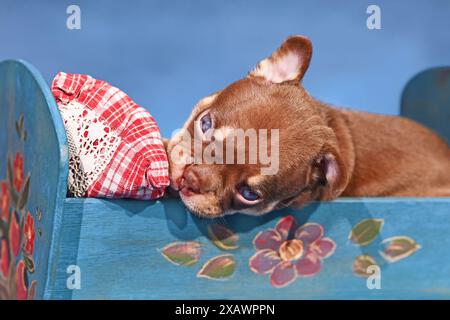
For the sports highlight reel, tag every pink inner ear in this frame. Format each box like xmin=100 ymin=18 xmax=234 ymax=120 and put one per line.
xmin=270 ymin=53 xmax=301 ymax=82
xmin=253 ymin=52 xmax=302 ymax=83
xmin=324 ymin=154 xmax=339 ymax=185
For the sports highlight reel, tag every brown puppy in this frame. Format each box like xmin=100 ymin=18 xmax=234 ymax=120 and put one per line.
xmin=166 ymin=35 xmax=450 ymax=218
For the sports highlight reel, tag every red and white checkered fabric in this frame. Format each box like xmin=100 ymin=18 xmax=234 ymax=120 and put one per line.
xmin=51 ymin=72 xmax=169 ymax=199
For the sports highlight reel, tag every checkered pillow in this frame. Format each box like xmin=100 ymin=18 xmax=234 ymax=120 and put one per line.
xmin=51 ymin=72 xmax=169 ymax=200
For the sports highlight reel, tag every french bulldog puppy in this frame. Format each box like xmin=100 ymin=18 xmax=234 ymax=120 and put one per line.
xmin=166 ymin=35 xmax=450 ymax=218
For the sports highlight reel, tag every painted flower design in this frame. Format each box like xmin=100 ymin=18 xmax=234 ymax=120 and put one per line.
xmin=9 ymin=211 xmax=21 ymax=257
xmin=0 ymin=239 xmax=9 ymax=279
xmin=1 ymin=181 xmax=9 ymax=221
xmin=23 ymin=212 xmax=35 ymax=255
xmin=13 ymin=152 xmax=24 ymax=192
xmin=0 ymin=116 xmax=39 ymax=300
xmin=249 ymin=216 xmax=336 ymax=288
xmin=15 ymin=260 xmax=27 ymax=300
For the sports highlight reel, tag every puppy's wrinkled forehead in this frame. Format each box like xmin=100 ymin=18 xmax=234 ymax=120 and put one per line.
xmin=206 ymin=78 xmax=316 ymax=132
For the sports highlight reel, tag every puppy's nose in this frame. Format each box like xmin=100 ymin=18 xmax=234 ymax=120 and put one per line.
xmin=183 ymin=166 xmax=218 ymax=194
xmin=183 ymin=168 xmax=201 ymax=193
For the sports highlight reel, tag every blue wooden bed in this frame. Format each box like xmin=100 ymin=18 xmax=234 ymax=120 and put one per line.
xmin=0 ymin=60 xmax=449 ymax=300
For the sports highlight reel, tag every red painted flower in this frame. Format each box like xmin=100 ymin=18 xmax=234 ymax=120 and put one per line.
xmin=13 ymin=152 xmax=24 ymax=192
xmin=1 ymin=181 xmax=9 ymax=222
xmin=0 ymin=239 xmax=10 ymax=278
xmin=249 ymin=216 xmax=336 ymax=288
xmin=23 ymin=212 xmax=35 ymax=255
xmin=9 ymin=211 xmax=21 ymax=257
xmin=15 ymin=260 xmax=28 ymax=300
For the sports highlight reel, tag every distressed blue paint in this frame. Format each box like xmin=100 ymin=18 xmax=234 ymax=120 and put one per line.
xmin=48 ymin=197 xmax=449 ymax=300
xmin=0 ymin=60 xmax=68 ymax=299
xmin=401 ymin=67 xmax=450 ymax=143
xmin=1 ymin=60 xmax=450 ymax=300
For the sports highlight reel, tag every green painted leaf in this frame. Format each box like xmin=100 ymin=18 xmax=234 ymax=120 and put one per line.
xmin=207 ymin=224 xmax=239 ymax=250
xmin=37 ymin=208 xmax=42 ymax=221
xmin=15 ymin=121 xmax=21 ymax=138
xmin=17 ymin=174 xmax=30 ymax=210
xmin=0 ymin=220 xmax=5 ymax=237
xmin=352 ymin=254 xmax=378 ymax=277
xmin=6 ymin=157 xmax=18 ymax=206
xmin=14 ymin=114 xmax=25 ymax=140
xmin=349 ymin=218 xmax=383 ymax=246
xmin=379 ymin=236 xmax=421 ymax=263
xmin=28 ymin=280 xmax=37 ymax=300
xmin=7 ymin=156 xmax=14 ymax=185
xmin=18 ymin=113 xmax=24 ymax=132
xmin=24 ymin=254 xmax=35 ymax=273
xmin=197 ymin=254 xmax=236 ymax=280
xmin=160 ymin=241 xmax=201 ymax=266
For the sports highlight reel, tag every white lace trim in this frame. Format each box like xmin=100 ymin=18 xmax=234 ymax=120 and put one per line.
xmin=59 ymin=100 xmax=121 ymax=197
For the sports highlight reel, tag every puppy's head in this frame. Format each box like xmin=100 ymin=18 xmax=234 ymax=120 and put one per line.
xmin=167 ymin=35 xmax=348 ymax=218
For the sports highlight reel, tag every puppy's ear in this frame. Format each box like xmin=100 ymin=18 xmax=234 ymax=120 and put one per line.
xmin=287 ymin=144 xmax=348 ymax=208
xmin=249 ymin=35 xmax=312 ymax=84
xmin=312 ymin=149 xmax=347 ymax=200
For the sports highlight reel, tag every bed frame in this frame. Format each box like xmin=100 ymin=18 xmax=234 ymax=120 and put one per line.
xmin=0 ymin=60 xmax=449 ymax=300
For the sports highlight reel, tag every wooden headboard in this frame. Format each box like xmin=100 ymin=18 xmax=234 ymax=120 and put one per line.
xmin=1 ymin=60 xmax=449 ymax=300
xmin=401 ymin=67 xmax=450 ymax=143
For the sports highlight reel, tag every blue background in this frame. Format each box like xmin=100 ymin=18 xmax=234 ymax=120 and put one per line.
xmin=1 ymin=0 xmax=450 ymax=137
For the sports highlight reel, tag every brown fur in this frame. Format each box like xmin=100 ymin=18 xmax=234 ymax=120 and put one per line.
xmin=166 ymin=35 xmax=450 ymax=218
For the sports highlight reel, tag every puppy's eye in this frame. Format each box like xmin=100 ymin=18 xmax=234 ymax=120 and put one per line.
xmin=200 ymin=113 xmax=213 ymax=133
xmin=195 ymin=110 xmax=214 ymax=141
xmin=237 ymin=185 xmax=261 ymax=205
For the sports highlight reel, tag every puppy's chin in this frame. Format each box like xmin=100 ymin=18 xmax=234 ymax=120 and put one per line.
xmin=180 ymin=192 xmax=280 ymax=218
xmin=179 ymin=190 xmax=224 ymax=219
xmin=238 ymin=202 xmax=279 ymax=217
